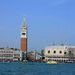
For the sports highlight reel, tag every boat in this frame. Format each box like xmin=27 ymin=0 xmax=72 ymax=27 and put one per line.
xmin=46 ymin=61 xmax=58 ymax=64
xmin=20 ymin=60 xmax=28 ymax=64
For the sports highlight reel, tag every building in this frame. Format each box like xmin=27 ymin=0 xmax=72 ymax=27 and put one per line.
xmin=20 ymin=18 xmax=28 ymax=53
xmin=27 ymin=51 xmax=42 ymax=62
xmin=20 ymin=18 xmax=28 ymax=61
xmin=0 ymin=48 xmax=22 ymax=62
xmin=43 ymin=45 xmax=75 ymax=62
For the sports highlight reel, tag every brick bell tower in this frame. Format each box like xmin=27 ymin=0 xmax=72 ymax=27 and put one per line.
xmin=21 ymin=18 xmax=28 ymax=53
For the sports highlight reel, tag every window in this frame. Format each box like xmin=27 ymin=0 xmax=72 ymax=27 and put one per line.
xmin=59 ymin=51 xmax=62 ymax=54
xmin=22 ymin=33 xmax=25 ymax=35
xmin=64 ymin=52 xmax=67 ymax=54
xmin=53 ymin=51 xmax=56 ymax=54
xmin=48 ymin=50 xmax=50 ymax=54
xmin=69 ymin=51 xmax=71 ymax=54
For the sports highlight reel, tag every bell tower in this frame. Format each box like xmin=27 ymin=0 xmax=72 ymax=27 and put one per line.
xmin=21 ymin=18 xmax=28 ymax=52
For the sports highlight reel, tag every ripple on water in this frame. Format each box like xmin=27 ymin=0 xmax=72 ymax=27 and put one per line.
xmin=0 ymin=62 xmax=75 ymax=75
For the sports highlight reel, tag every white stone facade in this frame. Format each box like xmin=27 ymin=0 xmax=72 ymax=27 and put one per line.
xmin=44 ymin=46 xmax=75 ymax=61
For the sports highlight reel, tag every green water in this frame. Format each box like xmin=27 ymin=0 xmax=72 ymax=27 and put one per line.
xmin=0 ymin=62 xmax=75 ymax=75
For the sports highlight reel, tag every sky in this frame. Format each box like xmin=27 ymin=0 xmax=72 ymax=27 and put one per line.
xmin=0 ymin=0 xmax=75 ymax=50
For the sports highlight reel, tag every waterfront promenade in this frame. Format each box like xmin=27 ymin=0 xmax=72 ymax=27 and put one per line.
xmin=0 ymin=62 xmax=75 ymax=75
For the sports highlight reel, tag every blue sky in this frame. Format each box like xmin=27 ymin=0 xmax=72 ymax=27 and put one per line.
xmin=0 ymin=0 xmax=75 ymax=50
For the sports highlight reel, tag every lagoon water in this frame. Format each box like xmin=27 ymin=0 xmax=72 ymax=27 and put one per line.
xmin=0 ymin=62 xmax=75 ymax=75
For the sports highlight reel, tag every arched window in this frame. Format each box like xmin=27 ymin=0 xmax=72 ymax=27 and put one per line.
xmin=48 ymin=50 xmax=50 ymax=54
xmin=59 ymin=51 xmax=62 ymax=54
xmin=64 ymin=52 xmax=67 ymax=54
xmin=53 ymin=51 xmax=56 ymax=54
xmin=22 ymin=33 xmax=25 ymax=35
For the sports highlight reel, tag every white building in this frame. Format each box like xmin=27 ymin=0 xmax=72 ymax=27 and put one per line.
xmin=44 ymin=45 xmax=75 ymax=62
xmin=0 ymin=48 xmax=22 ymax=62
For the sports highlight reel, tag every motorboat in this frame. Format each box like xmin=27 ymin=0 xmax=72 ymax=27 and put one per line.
xmin=46 ymin=61 xmax=58 ymax=64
